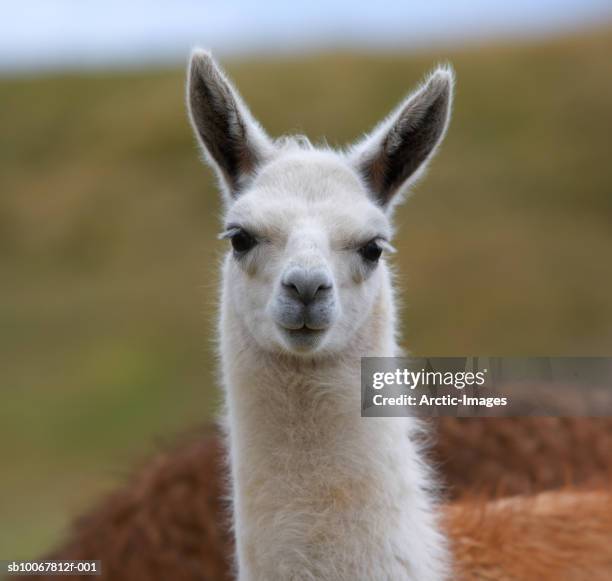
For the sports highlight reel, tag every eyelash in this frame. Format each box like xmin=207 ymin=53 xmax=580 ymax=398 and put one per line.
xmin=220 ymin=227 xmax=258 ymax=255
xmin=359 ymin=239 xmax=384 ymax=262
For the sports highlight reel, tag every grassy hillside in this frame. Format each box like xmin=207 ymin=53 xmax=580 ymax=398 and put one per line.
xmin=1 ymin=27 xmax=612 ymax=558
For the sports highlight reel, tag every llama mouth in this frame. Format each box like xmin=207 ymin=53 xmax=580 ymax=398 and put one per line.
xmin=281 ymin=325 xmax=326 ymax=351
xmin=290 ymin=325 xmax=323 ymax=334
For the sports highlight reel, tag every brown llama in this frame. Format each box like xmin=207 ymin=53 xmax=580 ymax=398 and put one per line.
xmin=22 ymin=417 xmax=612 ymax=580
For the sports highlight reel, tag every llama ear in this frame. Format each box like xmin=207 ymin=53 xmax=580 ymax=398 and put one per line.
xmin=349 ymin=66 xmax=454 ymax=210
xmin=187 ymin=50 xmax=273 ymax=201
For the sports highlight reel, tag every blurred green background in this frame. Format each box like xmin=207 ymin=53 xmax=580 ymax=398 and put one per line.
xmin=2 ymin=26 xmax=612 ymax=558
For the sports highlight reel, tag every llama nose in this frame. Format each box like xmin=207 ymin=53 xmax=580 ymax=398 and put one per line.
xmin=282 ymin=267 xmax=332 ymax=306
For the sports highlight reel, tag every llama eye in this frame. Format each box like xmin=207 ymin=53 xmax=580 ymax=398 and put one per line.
xmin=359 ymin=239 xmax=383 ymax=263
xmin=230 ymin=229 xmax=257 ymax=254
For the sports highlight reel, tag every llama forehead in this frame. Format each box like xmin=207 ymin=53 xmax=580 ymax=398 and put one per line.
xmin=253 ymin=149 xmax=365 ymax=196
xmin=225 ymin=152 xmax=390 ymax=246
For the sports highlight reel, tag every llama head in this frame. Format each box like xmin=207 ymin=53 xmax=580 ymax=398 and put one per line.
xmin=187 ymin=51 xmax=453 ymax=355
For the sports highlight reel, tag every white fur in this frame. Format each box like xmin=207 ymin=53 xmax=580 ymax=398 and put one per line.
xmin=187 ymin=53 xmax=454 ymax=580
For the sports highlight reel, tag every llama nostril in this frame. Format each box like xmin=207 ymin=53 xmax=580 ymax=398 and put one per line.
xmin=282 ymin=268 xmax=333 ymax=306
xmin=282 ymin=280 xmax=300 ymax=298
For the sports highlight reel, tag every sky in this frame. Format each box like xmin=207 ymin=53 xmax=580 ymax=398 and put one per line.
xmin=1 ymin=0 xmax=611 ymax=73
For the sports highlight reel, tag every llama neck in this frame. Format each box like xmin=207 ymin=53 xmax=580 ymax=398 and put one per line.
xmin=220 ymin=266 xmax=449 ymax=581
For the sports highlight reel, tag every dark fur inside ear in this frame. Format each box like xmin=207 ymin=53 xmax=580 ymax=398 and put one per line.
xmin=187 ymin=52 xmax=270 ymax=198
xmin=353 ymin=67 xmax=454 ymax=208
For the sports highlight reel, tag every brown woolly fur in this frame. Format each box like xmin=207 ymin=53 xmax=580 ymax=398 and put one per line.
xmin=432 ymin=417 xmax=612 ymax=499
xmin=31 ymin=429 xmax=234 ymax=581
xmin=445 ymin=490 xmax=612 ymax=580
xmin=23 ymin=418 xmax=612 ymax=580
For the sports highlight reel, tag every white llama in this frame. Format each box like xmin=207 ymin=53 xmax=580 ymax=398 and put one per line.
xmin=187 ymin=51 xmax=454 ymax=581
